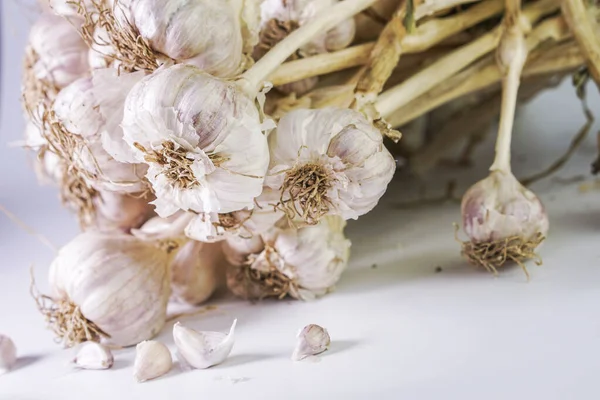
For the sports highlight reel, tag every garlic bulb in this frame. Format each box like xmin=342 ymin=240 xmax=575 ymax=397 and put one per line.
xmin=266 ymin=107 xmax=395 ymax=224
xmin=73 ymin=342 xmax=114 ymax=370
xmin=37 ymin=232 xmax=171 ymax=347
xmin=110 ymin=0 xmax=251 ymax=77
xmin=134 ymin=341 xmax=172 ymax=382
xmin=0 ymin=334 xmax=17 ymax=374
xmin=460 ymin=171 xmax=549 ymax=274
xmin=94 ymin=191 xmax=155 ymax=233
xmin=225 ymin=216 xmax=351 ymax=300
xmin=116 ymin=64 xmax=269 ymax=218
xmin=170 ymin=240 xmax=224 ymax=305
xmin=173 ymin=320 xmax=237 ymax=369
xmin=256 ymin=0 xmax=355 ymax=94
xmin=292 ymin=324 xmax=330 ymax=361
xmin=23 ymin=13 xmax=89 ymax=113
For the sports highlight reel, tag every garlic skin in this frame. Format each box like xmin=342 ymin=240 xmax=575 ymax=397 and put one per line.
xmin=118 ymin=64 xmax=269 ymax=218
xmin=73 ymin=342 xmax=114 ymax=370
xmin=27 ymin=13 xmax=89 ymax=90
xmin=0 ymin=335 xmax=17 ymax=374
xmin=173 ymin=320 xmax=237 ymax=369
xmin=49 ymin=0 xmax=94 ymax=17
xmin=170 ymin=240 xmax=224 ymax=305
xmin=225 ymin=216 xmax=351 ymax=300
xmin=47 ymin=232 xmax=171 ymax=347
xmin=116 ymin=0 xmax=247 ymax=77
xmin=134 ymin=341 xmax=172 ymax=382
xmin=461 ymin=171 xmax=549 ymax=243
xmin=292 ymin=324 xmax=330 ymax=361
xmin=266 ymin=108 xmax=395 ymax=224
xmin=94 ymin=191 xmax=155 ymax=233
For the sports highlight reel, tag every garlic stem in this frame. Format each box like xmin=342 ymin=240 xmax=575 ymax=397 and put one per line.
xmin=415 ymin=0 xmax=481 ymax=19
xmin=269 ymin=0 xmax=504 ymax=87
xmin=489 ymin=0 xmax=528 ymax=173
xmin=375 ymin=0 xmax=560 ymax=118
xmin=561 ymin=0 xmax=600 ymax=85
xmin=238 ymin=0 xmax=378 ymax=95
xmin=386 ymin=16 xmax=571 ymax=127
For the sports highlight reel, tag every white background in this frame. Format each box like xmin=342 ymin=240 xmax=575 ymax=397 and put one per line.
xmin=2 ymin=1 xmax=600 ymax=399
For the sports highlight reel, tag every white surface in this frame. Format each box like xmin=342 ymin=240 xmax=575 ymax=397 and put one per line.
xmin=2 ymin=2 xmax=600 ymax=400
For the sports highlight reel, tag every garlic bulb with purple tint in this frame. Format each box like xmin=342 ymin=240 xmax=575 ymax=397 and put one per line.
xmin=266 ymin=107 xmax=395 ymax=225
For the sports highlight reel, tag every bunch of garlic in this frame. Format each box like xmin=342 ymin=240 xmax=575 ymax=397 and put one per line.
xmin=22 ymin=13 xmax=89 ymax=113
xmin=225 ymin=216 xmax=351 ymax=300
xmin=113 ymin=64 xmax=269 ymax=225
xmin=255 ymin=0 xmax=355 ymax=94
xmin=39 ymin=232 xmax=171 ymax=347
xmin=266 ymin=107 xmax=395 ymax=225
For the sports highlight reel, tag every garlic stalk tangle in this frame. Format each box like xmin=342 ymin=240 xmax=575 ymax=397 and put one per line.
xmin=0 ymin=335 xmax=17 ymax=374
xmin=266 ymin=107 xmax=395 ymax=224
xmin=170 ymin=240 xmax=224 ymax=305
xmin=73 ymin=342 xmax=114 ymax=370
xmin=22 ymin=13 xmax=89 ymax=115
xmin=459 ymin=0 xmax=549 ymax=278
xmin=255 ymin=0 xmax=356 ymax=94
xmin=134 ymin=341 xmax=172 ymax=382
xmin=117 ymin=64 xmax=270 ymax=218
xmin=34 ymin=232 xmax=171 ymax=347
xmin=225 ymin=216 xmax=351 ymax=301
xmin=292 ymin=324 xmax=330 ymax=361
xmin=173 ymin=320 xmax=237 ymax=369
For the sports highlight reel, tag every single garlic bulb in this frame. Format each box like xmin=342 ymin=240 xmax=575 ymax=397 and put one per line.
xmin=256 ymin=0 xmax=355 ymax=94
xmin=116 ymin=64 xmax=269 ymax=218
xmin=266 ymin=107 xmax=395 ymax=225
xmin=37 ymin=232 xmax=171 ymax=347
xmin=170 ymin=240 xmax=224 ymax=305
xmin=113 ymin=0 xmax=251 ymax=77
xmin=292 ymin=324 xmax=330 ymax=361
xmin=460 ymin=171 xmax=549 ymax=274
xmin=93 ymin=191 xmax=155 ymax=233
xmin=225 ymin=216 xmax=351 ymax=300
xmin=23 ymin=13 xmax=89 ymax=111
xmin=134 ymin=341 xmax=172 ymax=382
xmin=173 ymin=320 xmax=237 ymax=369
xmin=0 ymin=334 xmax=17 ymax=374
xmin=73 ymin=342 xmax=114 ymax=370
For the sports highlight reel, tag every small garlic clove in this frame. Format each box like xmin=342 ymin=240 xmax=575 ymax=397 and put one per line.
xmin=292 ymin=324 xmax=330 ymax=361
xmin=0 ymin=334 xmax=17 ymax=374
xmin=133 ymin=341 xmax=173 ymax=383
xmin=173 ymin=320 xmax=237 ymax=369
xmin=73 ymin=342 xmax=114 ymax=370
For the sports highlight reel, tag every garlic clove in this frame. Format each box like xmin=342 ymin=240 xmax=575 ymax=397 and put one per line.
xmin=173 ymin=320 xmax=237 ymax=369
xmin=0 ymin=334 xmax=17 ymax=374
xmin=73 ymin=342 xmax=114 ymax=370
xmin=133 ymin=341 xmax=173 ymax=383
xmin=292 ymin=324 xmax=330 ymax=361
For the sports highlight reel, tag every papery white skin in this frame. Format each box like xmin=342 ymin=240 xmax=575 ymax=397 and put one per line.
xmin=88 ymin=26 xmax=120 ymax=70
xmin=0 ymin=335 xmax=17 ymax=374
xmin=170 ymin=240 xmax=224 ymax=305
xmin=49 ymin=0 xmax=93 ymax=17
xmin=225 ymin=216 xmax=351 ymax=300
xmin=73 ymin=342 xmax=114 ymax=370
xmin=28 ymin=14 xmax=89 ymax=89
xmin=94 ymin=191 xmax=155 ymax=233
xmin=266 ymin=107 xmax=395 ymax=222
xmin=292 ymin=324 xmax=330 ymax=361
xmin=116 ymin=0 xmax=246 ymax=77
xmin=461 ymin=171 xmax=549 ymax=243
xmin=49 ymin=232 xmax=171 ymax=347
xmin=173 ymin=320 xmax=237 ymax=369
xmin=54 ymin=77 xmax=104 ymax=138
xmin=119 ymin=64 xmax=269 ymax=217
xmin=24 ymin=120 xmax=47 ymax=150
xmin=134 ymin=340 xmax=172 ymax=382
xmin=131 ymin=213 xmax=192 ymax=242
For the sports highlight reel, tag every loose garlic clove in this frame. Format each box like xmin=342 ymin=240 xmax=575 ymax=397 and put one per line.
xmin=292 ymin=324 xmax=330 ymax=361
xmin=173 ymin=320 xmax=237 ymax=369
xmin=73 ymin=342 xmax=114 ymax=370
xmin=0 ymin=334 xmax=17 ymax=374
xmin=133 ymin=341 xmax=172 ymax=383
